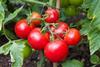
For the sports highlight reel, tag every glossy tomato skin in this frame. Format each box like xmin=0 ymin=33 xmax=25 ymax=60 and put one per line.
xmin=28 ymin=28 xmax=49 ymax=50
xmin=44 ymin=40 xmax=69 ymax=62
xmin=45 ymin=8 xmax=59 ymax=23
xmin=54 ymin=22 xmax=69 ymax=39
xmin=30 ymin=12 xmax=41 ymax=26
xmin=15 ymin=19 xmax=31 ymax=39
xmin=64 ymin=28 xmax=81 ymax=46
xmin=23 ymin=43 xmax=32 ymax=59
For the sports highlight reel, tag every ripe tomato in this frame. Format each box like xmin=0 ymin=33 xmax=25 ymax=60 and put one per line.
xmin=54 ymin=22 xmax=69 ymax=39
xmin=23 ymin=43 xmax=32 ymax=59
xmin=44 ymin=32 xmax=50 ymax=41
xmin=64 ymin=28 xmax=81 ymax=46
xmin=28 ymin=28 xmax=49 ymax=50
xmin=45 ymin=8 xmax=59 ymax=23
xmin=64 ymin=6 xmax=78 ymax=16
xmin=69 ymin=0 xmax=83 ymax=6
xmin=15 ymin=19 xmax=31 ymax=39
xmin=61 ymin=0 xmax=69 ymax=8
xmin=44 ymin=40 xmax=69 ymax=62
xmin=30 ymin=12 xmax=41 ymax=26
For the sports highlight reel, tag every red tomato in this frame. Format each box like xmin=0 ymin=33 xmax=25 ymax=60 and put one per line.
xmin=54 ymin=22 xmax=69 ymax=39
xmin=44 ymin=40 xmax=69 ymax=62
xmin=15 ymin=19 xmax=31 ymax=39
xmin=45 ymin=8 xmax=59 ymax=23
xmin=64 ymin=28 xmax=81 ymax=46
xmin=30 ymin=12 xmax=41 ymax=26
xmin=28 ymin=28 xmax=49 ymax=50
xmin=44 ymin=32 xmax=50 ymax=41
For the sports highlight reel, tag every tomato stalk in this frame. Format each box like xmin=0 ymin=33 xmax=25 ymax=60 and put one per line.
xmin=49 ymin=0 xmax=53 ymax=6
xmin=2 ymin=24 xmax=11 ymax=41
xmin=53 ymin=63 xmax=58 ymax=67
xmin=56 ymin=0 xmax=61 ymax=9
xmin=37 ymin=51 xmax=45 ymax=67
xmin=47 ymin=25 xmax=55 ymax=41
xmin=24 ymin=0 xmax=47 ymax=6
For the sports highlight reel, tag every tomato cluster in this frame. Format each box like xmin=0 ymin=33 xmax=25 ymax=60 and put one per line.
xmin=14 ymin=8 xmax=81 ymax=62
xmin=61 ymin=0 xmax=83 ymax=16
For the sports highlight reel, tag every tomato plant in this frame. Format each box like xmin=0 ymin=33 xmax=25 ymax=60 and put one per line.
xmin=0 ymin=0 xmax=100 ymax=67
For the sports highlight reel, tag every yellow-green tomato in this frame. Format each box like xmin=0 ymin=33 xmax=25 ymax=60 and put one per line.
xmin=22 ymin=44 xmax=32 ymax=59
xmin=61 ymin=0 xmax=69 ymax=8
xmin=64 ymin=6 xmax=78 ymax=16
xmin=69 ymin=0 xmax=83 ymax=6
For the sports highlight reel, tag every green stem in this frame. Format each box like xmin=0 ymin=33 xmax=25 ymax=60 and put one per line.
xmin=24 ymin=0 xmax=47 ymax=5
xmin=56 ymin=0 xmax=61 ymax=9
xmin=53 ymin=63 xmax=58 ymax=67
xmin=47 ymin=24 xmax=54 ymax=41
xmin=37 ymin=51 xmax=45 ymax=67
xmin=49 ymin=0 xmax=53 ymax=6
xmin=3 ymin=24 xmax=11 ymax=41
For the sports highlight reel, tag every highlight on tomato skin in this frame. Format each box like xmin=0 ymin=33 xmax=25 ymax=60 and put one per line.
xmin=22 ymin=43 xmax=32 ymax=59
xmin=54 ymin=22 xmax=69 ymax=39
xmin=45 ymin=8 xmax=59 ymax=23
xmin=28 ymin=28 xmax=49 ymax=50
xmin=15 ymin=19 xmax=31 ymax=39
xmin=64 ymin=28 xmax=81 ymax=46
xmin=44 ymin=40 xmax=69 ymax=62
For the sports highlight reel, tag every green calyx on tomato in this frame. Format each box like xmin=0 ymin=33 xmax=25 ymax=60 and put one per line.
xmin=64 ymin=6 xmax=79 ymax=16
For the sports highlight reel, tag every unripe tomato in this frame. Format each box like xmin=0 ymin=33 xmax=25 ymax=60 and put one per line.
xmin=30 ymin=12 xmax=41 ymax=26
xmin=69 ymin=0 xmax=83 ymax=6
xmin=64 ymin=28 xmax=81 ymax=46
xmin=44 ymin=40 xmax=69 ymax=62
xmin=54 ymin=22 xmax=69 ymax=39
xmin=22 ymin=43 xmax=32 ymax=59
xmin=64 ymin=6 xmax=78 ymax=16
xmin=61 ymin=0 xmax=69 ymax=8
xmin=15 ymin=19 xmax=31 ymax=39
xmin=45 ymin=8 xmax=59 ymax=23
xmin=28 ymin=28 xmax=49 ymax=50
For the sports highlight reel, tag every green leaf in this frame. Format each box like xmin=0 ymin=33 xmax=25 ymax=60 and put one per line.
xmin=4 ymin=29 xmax=17 ymax=40
xmin=37 ymin=51 xmax=45 ymax=67
xmin=62 ymin=59 xmax=84 ymax=67
xmin=87 ymin=0 xmax=100 ymax=55
xmin=88 ymin=28 xmax=100 ymax=55
xmin=0 ymin=2 xmax=5 ymax=31
xmin=0 ymin=41 xmax=12 ymax=55
xmin=4 ymin=6 xmax=23 ymax=24
xmin=80 ymin=0 xmax=100 ymax=55
xmin=79 ymin=19 xmax=90 ymax=35
xmin=10 ymin=40 xmax=25 ymax=67
xmin=90 ymin=54 xmax=100 ymax=64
